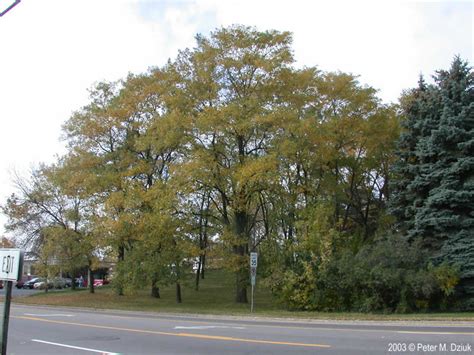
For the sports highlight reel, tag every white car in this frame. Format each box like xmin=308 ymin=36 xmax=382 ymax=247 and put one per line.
xmin=33 ymin=281 xmax=45 ymax=289
xmin=33 ymin=280 xmax=52 ymax=289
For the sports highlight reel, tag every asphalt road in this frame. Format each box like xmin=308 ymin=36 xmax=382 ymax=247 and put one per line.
xmin=0 ymin=287 xmax=42 ymax=298
xmin=4 ymin=305 xmax=473 ymax=355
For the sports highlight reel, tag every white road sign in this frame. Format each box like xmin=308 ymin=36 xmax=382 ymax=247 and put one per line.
xmin=0 ymin=249 xmax=23 ymax=281
xmin=250 ymin=252 xmax=258 ymax=269
xmin=250 ymin=252 xmax=258 ymax=287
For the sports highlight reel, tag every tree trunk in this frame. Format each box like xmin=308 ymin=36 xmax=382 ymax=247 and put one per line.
xmin=195 ymin=256 xmax=202 ymax=291
xmin=88 ymin=267 xmax=95 ymax=294
xmin=71 ymin=270 xmax=77 ymax=291
xmin=151 ymin=275 xmax=160 ymax=298
xmin=334 ymin=161 xmax=341 ymax=224
xmin=197 ymin=190 xmax=210 ymax=284
xmin=234 ymin=210 xmax=249 ymax=303
xmin=235 ymin=268 xmax=247 ymax=303
xmin=176 ymin=282 xmax=182 ymax=303
xmin=201 ymin=254 xmax=206 ymax=279
xmin=116 ymin=244 xmax=125 ymax=296
xmin=151 ymin=285 xmax=160 ymax=298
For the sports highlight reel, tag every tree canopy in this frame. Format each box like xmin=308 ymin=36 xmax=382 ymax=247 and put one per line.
xmin=2 ymin=26 xmax=471 ymax=311
xmin=391 ymin=57 xmax=474 ymax=307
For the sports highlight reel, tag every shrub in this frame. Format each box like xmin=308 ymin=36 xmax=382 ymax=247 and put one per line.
xmin=267 ymin=234 xmax=460 ymax=312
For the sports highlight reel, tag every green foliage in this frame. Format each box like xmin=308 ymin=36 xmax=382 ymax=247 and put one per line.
xmin=277 ymin=262 xmax=317 ymax=311
xmin=267 ymin=235 xmax=459 ymax=312
xmin=4 ymin=26 xmax=469 ymax=312
xmin=432 ymin=263 xmax=460 ymax=297
xmin=1 ymin=161 xmax=99 ymax=287
xmin=171 ymin=25 xmax=299 ymax=303
xmin=391 ymin=57 xmax=474 ymax=306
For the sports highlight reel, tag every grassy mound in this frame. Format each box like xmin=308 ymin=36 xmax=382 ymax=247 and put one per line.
xmin=13 ymin=269 xmax=474 ymax=321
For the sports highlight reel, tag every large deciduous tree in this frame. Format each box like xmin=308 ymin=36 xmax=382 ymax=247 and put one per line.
xmin=172 ymin=26 xmax=294 ymax=302
xmin=2 ymin=161 xmax=98 ymax=292
xmin=63 ymin=71 xmax=188 ymax=299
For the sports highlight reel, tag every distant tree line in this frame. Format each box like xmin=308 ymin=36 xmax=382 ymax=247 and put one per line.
xmin=2 ymin=26 xmax=472 ymax=311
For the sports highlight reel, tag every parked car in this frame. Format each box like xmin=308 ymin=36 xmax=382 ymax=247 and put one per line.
xmin=16 ymin=276 xmax=28 ymax=289
xmin=63 ymin=278 xmax=72 ymax=287
xmin=23 ymin=277 xmax=42 ymax=289
xmin=52 ymin=277 xmax=73 ymax=289
xmin=33 ymin=278 xmax=50 ymax=289
xmin=33 ymin=281 xmax=45 ymax=289
xmin=50 ymin=278 xmax=64 ymax=289
xmin=93 ymin=279 xmax=110 ymax=287
xmin=34 ymin=277 xmax=73 ymax=290
xmin=16 ymin=275 xmax=38 ymax=289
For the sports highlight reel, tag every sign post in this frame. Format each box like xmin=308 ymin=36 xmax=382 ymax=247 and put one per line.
xmin=0 ymin=249 xmax=23 ymax=355
xmin=250 ymin=252 xmax=258 ymax=313
xmin=0 ymin=0 xmax=21 ymax=17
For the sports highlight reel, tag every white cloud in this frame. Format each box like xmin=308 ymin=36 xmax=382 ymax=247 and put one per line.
xmin=198 ymin=0 xmax=472 ymax=101
xmin=0 ymin=0 xmax=204 ymax=235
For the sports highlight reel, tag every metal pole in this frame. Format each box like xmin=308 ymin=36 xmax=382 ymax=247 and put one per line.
xmin=1 ymin=281 xmax=13 ymax=355
xmin=251 ymin=284 xmax=254 ymax=313
xmin=0 ymin=0 xmax=21 ymax=17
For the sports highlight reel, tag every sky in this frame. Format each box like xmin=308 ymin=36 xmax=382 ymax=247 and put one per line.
xmin=0 ymin=0 xmax=472 ymax=236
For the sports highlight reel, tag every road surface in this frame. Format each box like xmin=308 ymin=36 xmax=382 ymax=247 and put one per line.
xmin=5 ymin=304 xmax=473 ymax=354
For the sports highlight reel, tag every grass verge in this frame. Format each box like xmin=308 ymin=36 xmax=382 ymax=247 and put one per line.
xmin=12 ymin=270 xmax=474 ymax=321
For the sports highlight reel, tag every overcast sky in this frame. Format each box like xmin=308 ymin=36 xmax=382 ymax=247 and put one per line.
xmin=0 ymin=0 xmax=472 ymax=236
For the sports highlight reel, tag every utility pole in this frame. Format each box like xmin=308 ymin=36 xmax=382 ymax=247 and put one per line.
xmin=0 ymin=0 xmax=21 ymax=17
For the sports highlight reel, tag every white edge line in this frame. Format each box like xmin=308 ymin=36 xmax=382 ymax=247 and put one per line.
xmin=397 ymin=331 xmax=474 ymax=335
xmin=174 ymin=325 xmax=246 ymax=330
xmin=25 ymin=313 xmax=74 ymax=317
xmin=31 ymin=339 xmax=121 ymax=354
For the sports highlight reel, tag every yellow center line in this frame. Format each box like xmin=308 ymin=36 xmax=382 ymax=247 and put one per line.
xmin=13 ymin=307 xmax=474 ymax=336
xmin=94 ymin=315 xmax=474 ymax=335
xmin=13 ymin=316 xmax=331 ymax=349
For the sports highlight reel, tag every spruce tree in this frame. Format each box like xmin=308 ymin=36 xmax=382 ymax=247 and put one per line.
xmin=392 ymin=57 xmax=474 ymax=306
xmin=416 ymin=58 xmax=474 ymax=300
xmin=390 ymin=77 xmax=434 ymax=236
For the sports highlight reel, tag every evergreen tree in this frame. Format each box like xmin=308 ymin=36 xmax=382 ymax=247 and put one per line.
xmin=392 ymin=57 xmax=474 ymax=305
xmin=390 ymin=77 xmax=440 ymax=236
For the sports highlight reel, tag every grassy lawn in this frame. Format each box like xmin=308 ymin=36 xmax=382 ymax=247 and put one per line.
xmin=13 ymin=270 xmax=474 ymax=321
